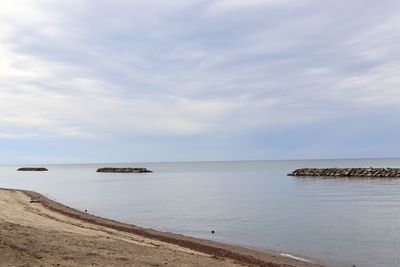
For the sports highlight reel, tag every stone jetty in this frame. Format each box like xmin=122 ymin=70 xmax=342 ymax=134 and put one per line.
xmin=96 ymin=167 xmax=152 ymax=173
xmin=17 ymin=167 xmax=48 ymax=171
xmin=288 ymin=168 xmax=400 ymax=178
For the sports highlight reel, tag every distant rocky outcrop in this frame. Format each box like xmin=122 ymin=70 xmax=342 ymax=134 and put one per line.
xmin=96 ymin=167 xmax=152 ymax=173
xmin=288 ymin=168 xmax=400 ymax=178
xmin=17 ymin=167 xmax=48 ymax=172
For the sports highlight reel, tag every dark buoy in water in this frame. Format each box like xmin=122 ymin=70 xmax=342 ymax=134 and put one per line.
xmin=211 ymin=230 xmax=215 ymax=234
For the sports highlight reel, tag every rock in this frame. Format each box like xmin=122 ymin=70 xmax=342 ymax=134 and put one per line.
xmin=30 ymin=197 xmax=41 ymax=203
xmin=96 ymin=167 xmax=152 ymax=173
xmin=287 ymin=168 xmax=400 ymax=178
xmin=17 ymin=167 xmax=48 ymax=171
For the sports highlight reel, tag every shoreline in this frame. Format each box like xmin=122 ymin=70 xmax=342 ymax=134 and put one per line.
xmin=0 ymin=188 xmax=325 ymax=267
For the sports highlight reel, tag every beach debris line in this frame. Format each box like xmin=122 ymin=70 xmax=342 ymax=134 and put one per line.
xmin=96 ymin=167 xmax=152 ymax=173
xmin=17 ymin=167 xmax=48 ymax=171
xmin=288 ymin=168 xmax=400 ymax=178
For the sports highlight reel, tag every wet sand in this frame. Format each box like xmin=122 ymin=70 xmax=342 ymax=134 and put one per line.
xmin=0 ymin=188 xmax=326 ymax=267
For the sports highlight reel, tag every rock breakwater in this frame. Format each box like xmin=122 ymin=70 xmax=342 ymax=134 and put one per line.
xmin=96 ymin=167 xmax=152 ymax=173
xmin=17 ymin=167 xmax=48 ymax=171
xmin=288 ymin=168 xmax=400 ymax=178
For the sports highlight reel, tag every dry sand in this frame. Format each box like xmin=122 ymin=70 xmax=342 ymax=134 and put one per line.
xmin=0 ymin=188 xmax=326 ymax=267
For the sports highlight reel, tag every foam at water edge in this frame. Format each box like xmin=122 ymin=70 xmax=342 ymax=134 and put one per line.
xmin=280 ymin=253 xmax=312 ymax=263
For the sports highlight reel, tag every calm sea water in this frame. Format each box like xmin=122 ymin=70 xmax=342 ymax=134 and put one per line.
xmin=1 ymin=159 xmax=400 ymax=267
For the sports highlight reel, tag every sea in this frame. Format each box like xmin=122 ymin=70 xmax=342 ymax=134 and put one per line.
xmin=1 ymin=158 xmax=400 ymax=267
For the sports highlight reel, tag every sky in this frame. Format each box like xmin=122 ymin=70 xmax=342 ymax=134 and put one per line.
xmin=1 ymin=0 xmax=400 ymax=164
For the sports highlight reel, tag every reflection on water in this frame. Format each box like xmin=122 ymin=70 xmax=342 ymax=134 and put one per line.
xmin=1 ymin=158 xmax=400 ymax=267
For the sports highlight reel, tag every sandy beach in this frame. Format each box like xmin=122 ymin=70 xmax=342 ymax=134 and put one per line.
xmin=0 ymin=188 xmax=325 ymax=267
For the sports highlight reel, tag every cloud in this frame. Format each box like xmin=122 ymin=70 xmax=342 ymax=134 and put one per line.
xmin=0 ymin=0 xmax=400 ymax=161
xmin=206 ymin=0 xmax=304 ymax=15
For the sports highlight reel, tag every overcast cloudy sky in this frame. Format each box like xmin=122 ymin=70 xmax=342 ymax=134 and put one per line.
xmin=1 ymin=0 xmax=400 ymax=164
